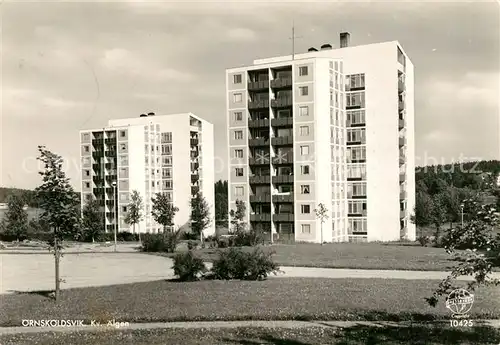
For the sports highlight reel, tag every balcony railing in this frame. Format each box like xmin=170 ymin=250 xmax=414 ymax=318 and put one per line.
xmin=105 ymin=200 xmax=115 ymax=206
xmin=271 ymin=135 xmax=293 ymax=146
xmin=105 ymin=138 xmax=116 ymax=144
xmin=248 ymin=138 xmax=270 ymax=147
xmin=270 ymin=77 xmax=293 ymax=89
xmin=272 ymin=193 xmax=294 ymax=203
xmin=398 ymin=119 xmax=405 ymax=130
xmin=399 ymin=136 xmax=406 ymax=147
xmin=92 ymin=139 xmax=104 ymax=146
xmin=399 ymin=173 xmax=406 ymax=183
xmin=249 ymin=175 xmax=271 ymax=184
xmin=271 ymin=117 xmax=293 ymax=127
xmin=248 ymin=119 xmax=269 ymax=128
xmin=190 ymin=138 xmax=199 ymax=146
xmin=248 ymin=100 xmax=269 ymax=110
xmin=249 ymin=155 xmax=270 ymax=165
xmin=347 ymin=210 xmax=367 ymax=217
xmin=249 ymin=194 xmax=271 ymax=203
xmin=248 ymin=80 xmax=269 ymax=91
xmin=104 ymin=151 xmax=116 ymax=157
xmin=398 ymin=100 xmax=405 ymax=111
xmin=272 ymin=151 xmax=294 ymax=164
xmin=191 ymin=174 xmax=199 ymax=183
xmin=92 ymin=151 xmax=104 ymax=159
xmin=347 ymin=137 xmax=366 ymax=146
xmin=191 ymin=186 xmax=200 ymax=195
xmin=250 ymin=213 xmax=272 ymax=222
xmin=400 ymin=210 xmax=406 ymax=219
xmin=398 ymin=79 xmax=405 ymax=93
xmin=272 ymin=175 xmax=294 ymax=184
xmin=273 ymin=213 xmax=294 ymax=222
xmin=400 ymin=190 xmax=406 ymax=200
xmin=271 ymin=97 xmax=293 ymax=108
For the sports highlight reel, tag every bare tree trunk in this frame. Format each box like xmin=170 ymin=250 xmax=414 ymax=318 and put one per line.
xmin=54 ymin=235 xmax=60 ymax=301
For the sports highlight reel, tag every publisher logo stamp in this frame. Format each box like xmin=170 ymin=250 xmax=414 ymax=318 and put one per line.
xmin=446 ymin=288 xmax=474 ymax=327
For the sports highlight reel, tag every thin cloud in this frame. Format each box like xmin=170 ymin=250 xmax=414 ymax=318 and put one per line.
xmin=225 ymin=28 xmax=257 ymax=42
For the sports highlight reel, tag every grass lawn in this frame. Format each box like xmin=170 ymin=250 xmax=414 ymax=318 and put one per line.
xmin=162 ymin=242 xmax=462 ymax=271
xmin=2 ymin=278 xmax=499 ymax=327
xmin=1 ymin=325 xmax=500 ymax=344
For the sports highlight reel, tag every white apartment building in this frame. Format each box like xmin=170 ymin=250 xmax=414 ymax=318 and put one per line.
xmin=80 ymin=112 xmax=215 ymax=236
xmin=226 ymin=32 xmax=416 ymax=243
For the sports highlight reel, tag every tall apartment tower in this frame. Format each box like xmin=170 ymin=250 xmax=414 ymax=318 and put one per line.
xmin=226 ymin=33 xmax=415 ymax=243
xmin=80 ymin=113 xmax=215 ymax=236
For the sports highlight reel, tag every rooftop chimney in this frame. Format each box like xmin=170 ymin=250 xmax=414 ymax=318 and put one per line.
xmin=320 ymin=44 xmax=332 ymax=50
xmin=148 ymin=112 xmax=155 ymax=116
xmin=340 ymin=32 xmax=350 ymax=48
xmin=308 ymin=47 xmax=318 ymax=52
xmin=139 ymin=114 xmax=147 ymax=117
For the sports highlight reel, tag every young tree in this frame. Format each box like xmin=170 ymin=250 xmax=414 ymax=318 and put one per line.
xmin=230 ymin=199 xmax=246 ymax=233
xmin=2 ymin=194 xmax=29 ymax=241
xmin=35 ymin=146 xmax=81 ymax=301
xmin=81 ymin=197 xmax=104 ymax=242
xmin=430 ymin=192 xmax=448 ymax=245
xmin=214 ymin=180 xmax=228 ymax=227
xmin=190 ymin=191 xmax=211 ymax=244
xmin=124 ymin=190 xmax=144 ymax=242
xmin=410 ymin=190 xmax=434 ymax=236
xmin=314 ymin=203 xmax=329 ymax=245
xmin=151 ymin=192 xmax=179 ymax=233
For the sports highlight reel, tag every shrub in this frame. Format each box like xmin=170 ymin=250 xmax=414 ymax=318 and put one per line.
xmin=172 ymin=251 xmax=207 ymax=281
xmin=141 ymin=234 xmax=166 ymax=252
xmin=181 ymin=232 xmax=198 ymax=241
xmin=232 ymin=229 xmax=265 ymax=247
xmin=417 ymin=235 xmax=430 ymax=247
xmin=211 ymin=247 xmax=280 ymax=281
xmin=186 ymin=240 xmax=198 ymax=250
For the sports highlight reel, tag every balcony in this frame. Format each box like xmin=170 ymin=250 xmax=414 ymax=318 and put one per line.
xmin=400 ymin=210 xmax=406 ymax=219
xmin=270 ymin=77 xmax=293 ymax=89
xmin=398 ymin=100 xmax=405 ymax=111
xmin=248 ymin=80 xmax=269 ymax=91
xmin=249 ymin=155 xmax=270 ymax=165
xmin=273 ymin=213 xmax=294 ymax=222
xmin=399 ymin=136 xmax=406 ymax=147
xmin=248 ymin=119 xmax=269 ymax=128
xmin=105 ymin=174 xmax=117 ymax=181
xmin=248 ymin=138 xmax=270 ymax=147
xmin=191 ymin=186 xmax=200 ymax=195
xmin=272 ymin=193 xmax=294 ymax=203
xmin=399 ymin=153 xmax=406 ymax=166
xmin=398 ymin=79 xmax=405 ymax=93
xmin=271 ymin=136 xmax=293 ymax=146
xmin=271 ymin=97 xmax=293 ymax=108
xmin=191 ymin=174 xmax=199 ymax=183
xmin=272 ymin=151 xmax=294 ymax=164
xmin=400 ymin=190 xmax=406 ymax=200
xmin=92 ymin=151 xmax=104 ymax=159
xmin=271 ymin=117 xmax=293 ymax=127
xmin=105 ymin=138 xmax=116 ymax=145
xmin=105 ymin=151 xmax=116 ymax=157
xmin=249 ymin=194 xmax=271 ymax=203
xmin=249 ymin=175 xmax=271 ymax=184
xmin=348 ymin=210 xmax=367 ymax=217
xmin=105 ymin=162 xmax=115 ymax=169
xmin=248 ymin=100 xmax=269 ymax=110
xmin=105 ymin=200 xmax=115 ymax=206
xmin=250 ymin=213 xmax=272 ymax=222
xmin=190 ymin=138 xmax=199 ymax=146
xmin=272 ymin=175 xmax=294 ymax=184
xmin=398 ymin=119 xmax=405 ymax=130
xmin=399 ymin=173 xmax=406 ymax=183
xmin=92 ymin=139 xmax=104 ymax=146
xmin=105 ymin=187 xmax=114 ymax=194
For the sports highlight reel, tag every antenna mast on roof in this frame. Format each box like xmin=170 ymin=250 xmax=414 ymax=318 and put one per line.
xmin=289 ymin=20 xmax=303 ymax=60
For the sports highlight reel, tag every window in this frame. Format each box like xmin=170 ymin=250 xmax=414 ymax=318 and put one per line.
xmin=85 ymin=170 xmax=90 ymax=176
xmin=299 ymin=106 xmax=309 ymax=116
xmin=120 ymin=131 xmax=126 ymax=137
xmin=235 ymin=168 xmax=244 ymax=177
xmin=163 ymin=180 xmax=173 ymax=189
xmin=234 ymin=130 xmax=243 ymax=140
xmin=83 ymin=145 xmax=89 ymax=152
xmin=347 ymin=128 xmax=366 ymax=143
xmin=301 ymin=224 xmax=311 ymax=234
xmin=301 ymin=204 xmax=311 ymax=214
xmin=85 ymin=182 xmax=90 ymax=188
xmin=234 ymin=111 xmax=243 ymax=121
xmin=83 ymin=157 xmax=90 ymax=165
xmin=120 ymin=143 xmax=127 ymax=150
xmin=346 ymin=110 xmax=366 ymax=126
xmin=301 ymin=185 xmax=310 ymax=194
xmin=145 ymin=144 xmax=149 ymax=152
xmin=299 ymin=66 xmax=308 ymax=76
xmin=162 ymin=144 xmax=172 ymax=155
xmin=82 ymin=133 xmax=90 ymax=141
xmin=300 ymin=145 xmax=309 ymax=156
xmin=301 ymin=165 xmax=310 ymax=175
xmin=235 ymin=186 xmax=244 ymax=196
xmin=348 ymin=201 xmax=367 ymax=215
xmin=162 ymin=156 xmax=172 ymax=165
xmin=233 ymin=74 xmax=242 ymax=84
xmin=162 ymin=168 xmax=172 ymax=178
xmin=347 ymin=147 xmax=366 ymax=163
xmin=235 ymin=149 xmax=243 ymax=158
xmin=346 ymin=74 xmax=365 ymax=90
xmin=299 ymin=126 xmax=309 ymax=136
xmin=299 ymin=86 xmax=309 ymax=96
xmin=346 ymin=92 xmax=365 ymax=108
xmin=120 ymin=193 xmax=128 ymax=201
xmin=348 ymin=182 xmax=367 ymax=197
xmin=120 ymin=155 xmax=128 ymax=166
xmin=122 ymin=206 xmax=127 ymax=212
xmin=233 ymin=93 xmax=242 ymax=103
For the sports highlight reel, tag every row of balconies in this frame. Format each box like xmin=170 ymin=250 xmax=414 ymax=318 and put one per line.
xmin=248 ymin=97 xmax=293 ymax=110
xmin=248 ymin=135 xmax=293 ymax=147
xmin=249 ymin=193 xmax=294 ymax=203
xmin=247 ymin=78 xmax=293 ymax=91
xmin=249 ymin=213 xmax=294 ymax=222
xmin=248 ymin=117 xmax=293 ymax=128
xmin=248 ymin=151 xmax=294 ymax=166
xmin=190 ymin=138 xmax=199 ymax=146
xmin=248 ymin=175 xmax=294 ymax=184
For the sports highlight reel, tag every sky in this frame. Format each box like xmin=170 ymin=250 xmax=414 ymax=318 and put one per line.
xmin=1 ymin=0 xmax=499 ymax=192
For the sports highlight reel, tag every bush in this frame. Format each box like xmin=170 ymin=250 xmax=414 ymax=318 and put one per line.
xmin=172 ymin=251 xmax=207 ymax=281
xmin=186 ymin=240 xmax=198 ymax=250
xmin=211 ymin=247 xmax=280 ymax=281
xmin=181 ymin=232 xmax=198 ymax=241
xmin=417 ymin=235 xmax=430 ymax=247
xmin=232 ymin=229 xmax=265 ymax=247
xmin=141 ymin=231 xmax=180 ymax=253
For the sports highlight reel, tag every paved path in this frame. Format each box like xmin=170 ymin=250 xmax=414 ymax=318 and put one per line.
xmin=1 ymin=320 xmax=499 ymax=335
xmin=2 ymin=253 xmax=500 ymax=294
